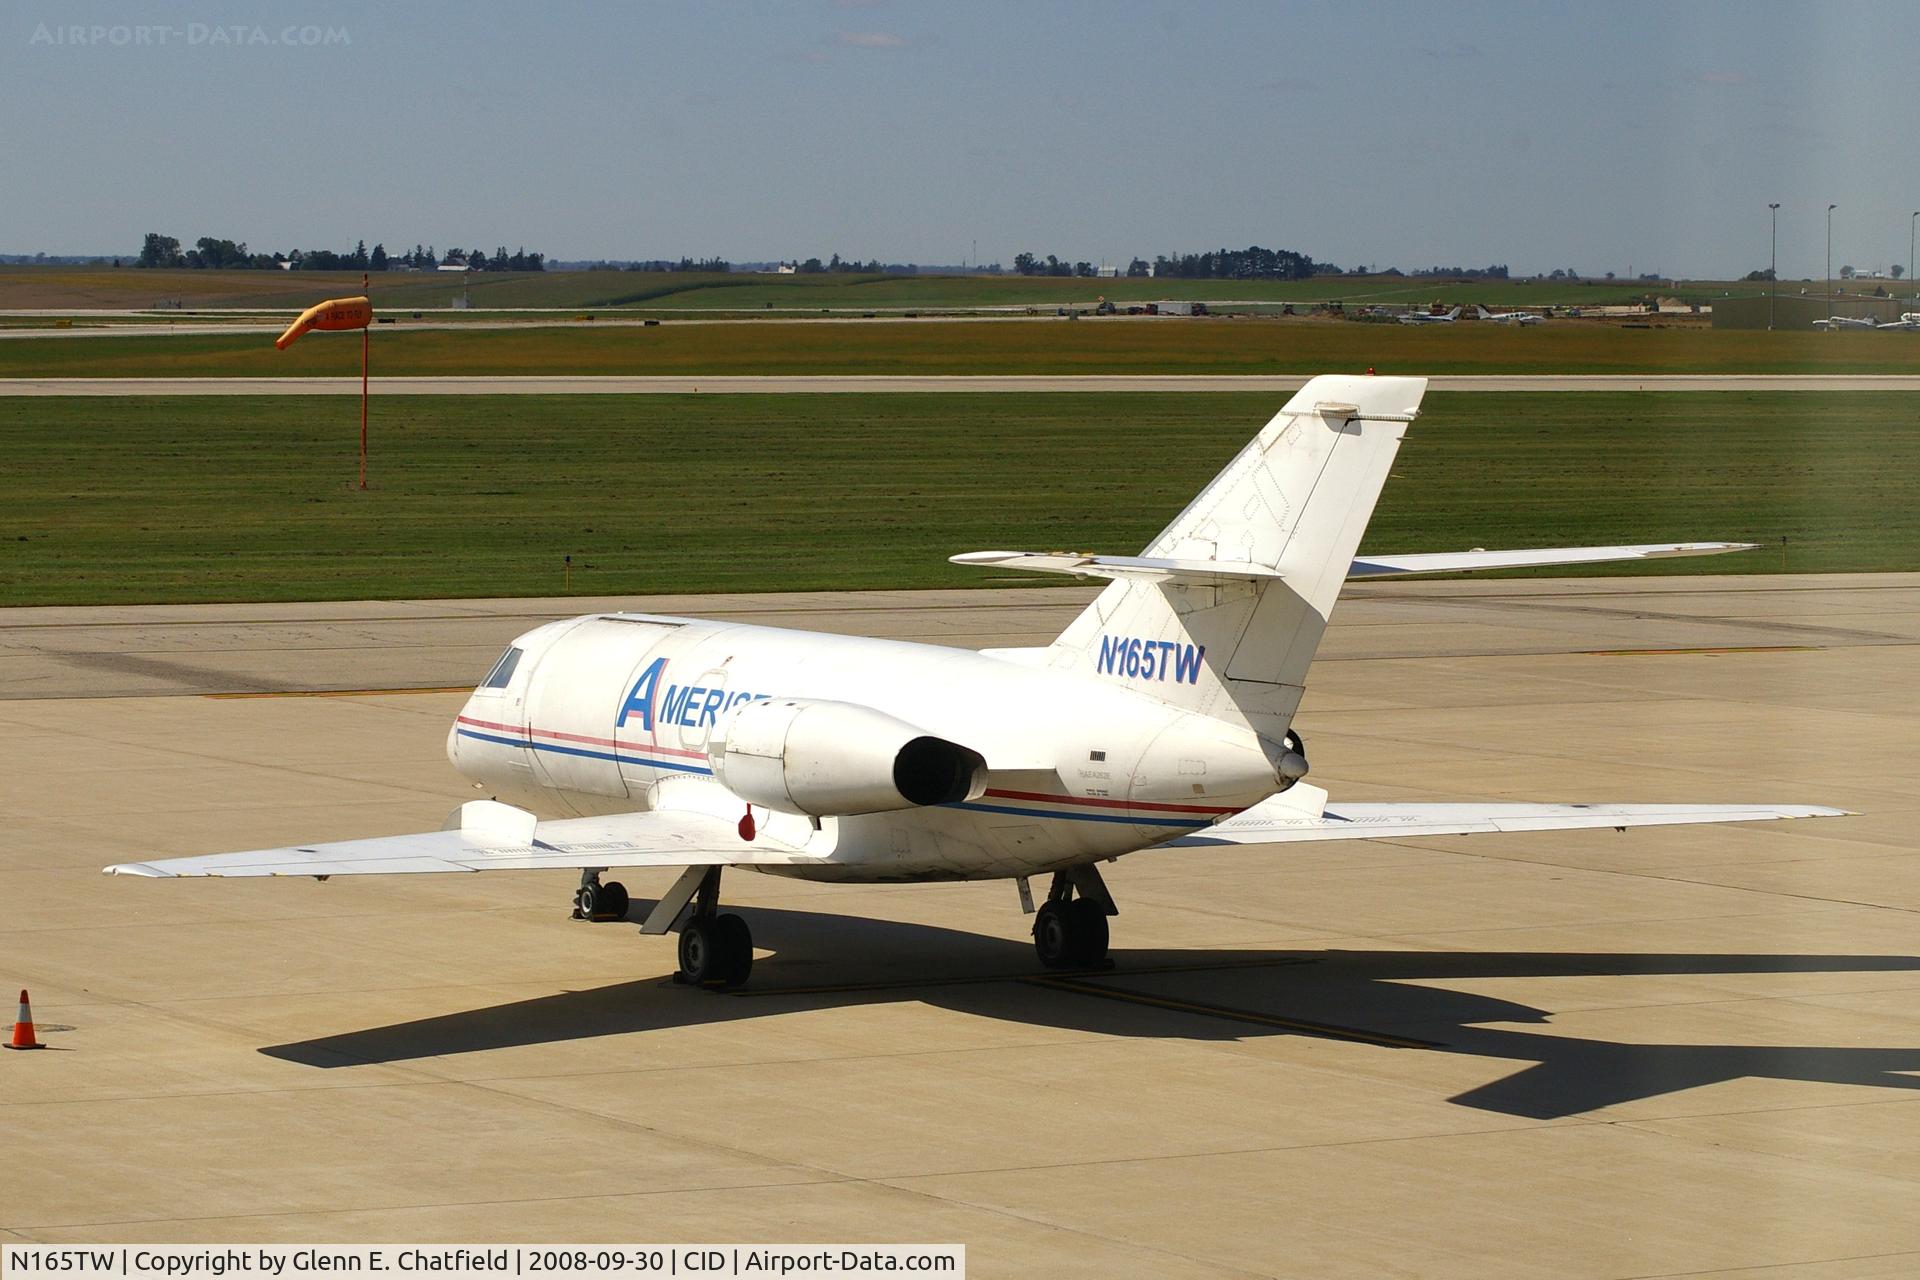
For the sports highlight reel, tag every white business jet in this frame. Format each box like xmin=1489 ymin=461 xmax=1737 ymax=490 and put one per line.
xmin=1398 ymin=306 xmax=1463 ymax=325
xmin=1474 ymin=305 xmax=1543 ymax=326
xmin=106 ymin=376 xmax=1843 ymax=987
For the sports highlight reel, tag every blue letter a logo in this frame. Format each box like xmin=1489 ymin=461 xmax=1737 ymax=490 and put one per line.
xmin=616 ymin=657 xmax=667 ymax=730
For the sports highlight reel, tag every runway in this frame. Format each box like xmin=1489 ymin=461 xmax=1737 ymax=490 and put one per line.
xmin=6 ymin=373 xmax=1920 ymax=395
xmin=4 ymin=575 xmax=1917 ymax=1276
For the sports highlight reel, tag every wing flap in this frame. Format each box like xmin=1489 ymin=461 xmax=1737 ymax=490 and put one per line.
xmin=105 ymin=804 xmax=817 ymax=879
xmin=1348 ymin=542 xmax=1756 ymax=578
xmin=1161 ymin=785 xmax=1847 ymax=849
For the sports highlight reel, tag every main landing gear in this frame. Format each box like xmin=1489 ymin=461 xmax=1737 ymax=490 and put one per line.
xmin=654 ymin=865 xmax=753 ymax=988
xmin=1028 ymin=865 xmax=1116 ymax=969
xmin=672 ymin=871 xmax=752 ymax=990
xmin=677 ymin=908 xmax=754 ymax=989
xmin=579 ymin=864 xmax=755 ymax=989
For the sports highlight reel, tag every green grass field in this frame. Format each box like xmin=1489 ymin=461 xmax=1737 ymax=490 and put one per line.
xmin=0 ymin=393 xmax=1908 ymax=606
xmin=0 ymin=264 xmax=1775 ymax=312
xmin=570 ymin=272 xmax=1712 ymax=311
xmin=7 ymin=320 xmax=1920 ymax=378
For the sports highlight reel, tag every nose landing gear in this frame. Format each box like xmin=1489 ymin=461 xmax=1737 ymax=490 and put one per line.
xmin=572 ymin=870 xmax=629 ymax=921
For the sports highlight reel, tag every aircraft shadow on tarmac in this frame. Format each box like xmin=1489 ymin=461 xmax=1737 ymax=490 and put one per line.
xmin=262 ymin=903 xmax=1920 ymax=1120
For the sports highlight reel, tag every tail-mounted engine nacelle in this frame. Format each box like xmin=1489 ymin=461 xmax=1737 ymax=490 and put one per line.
xmin=710 ymin=697 xmax=986 ymax=817
xmin=1270 ymin=727 xmax=1309 ymax=792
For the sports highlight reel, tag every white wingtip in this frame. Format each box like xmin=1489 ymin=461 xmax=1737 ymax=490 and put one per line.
xmin=1644 ymin=541 xmax=1760 ymax=557
xmin=103 ymin=862 xmax=172 ymax=878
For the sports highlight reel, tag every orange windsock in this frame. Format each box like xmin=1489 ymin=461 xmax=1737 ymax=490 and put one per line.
xmin=7 ymin=988 xmax=43 ymax=1050
xmin=275 ymin=295 xmax=372 ymax=349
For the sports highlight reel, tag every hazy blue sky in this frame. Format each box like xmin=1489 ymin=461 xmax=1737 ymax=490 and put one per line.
xmin=5 ymin=0 xmax=1919 ymax=277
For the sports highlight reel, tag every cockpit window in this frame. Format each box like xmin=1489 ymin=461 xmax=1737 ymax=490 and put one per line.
xmin=481 ymin=646 xmax=523 ymax=689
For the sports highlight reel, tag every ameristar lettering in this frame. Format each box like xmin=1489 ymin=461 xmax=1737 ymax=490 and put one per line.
xmin=617 ymin=657 xmax=770 ymax=731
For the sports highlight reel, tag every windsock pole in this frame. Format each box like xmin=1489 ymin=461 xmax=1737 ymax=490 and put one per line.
xmin=274 ymin=289 xmax=374 ymax=489
xmin=360 ymin=272 xmax=369 ymax=490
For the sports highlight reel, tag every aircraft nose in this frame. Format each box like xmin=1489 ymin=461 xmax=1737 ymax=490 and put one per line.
xmin=446 ymin=692 xmax=480 ymax=773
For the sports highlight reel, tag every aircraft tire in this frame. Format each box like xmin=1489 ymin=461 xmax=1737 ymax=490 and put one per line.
xmin=1065 ymin=898 xmax=1109 ymax=965
xmin=715 ymin=913 xmax=754 ymax=988
xmin=678 ymin=918 xmax=722 ymax=985
xmin=1033 ymin=902 xmax=1075 ymax=968
xmin=597 ymin=880 xmax=629 ymax=920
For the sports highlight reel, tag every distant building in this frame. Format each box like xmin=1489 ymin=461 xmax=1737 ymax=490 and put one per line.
xmin=1096 ymin=265 xmax=1118 ymax=278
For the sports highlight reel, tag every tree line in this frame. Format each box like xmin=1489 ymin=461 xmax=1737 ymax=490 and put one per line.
xmin=134 ymin=233 xmax=545 ymax=272
xmin=1007 ymin=249 xmax=1532 ymax=281
xmin=615 ymin=255 xmax=939 ymax=274
xmin=1010 ymin=246 xmax=1327 ymax=280
xmin=789 ymin=254 xmax=918 ymax=274
xmin=622 ymin=257 xmax=736 ymax=272
xmin=1407 ymin=264 xmax=1510 ymax=278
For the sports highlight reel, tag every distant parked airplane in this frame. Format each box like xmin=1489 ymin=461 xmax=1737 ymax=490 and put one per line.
xmin=1474 ymin=305 xmax=1543 ymax=326
xmin=1878 ymin=312 xmax=1920 ymax=331
xmin=1813 ymin=315 xmax=1879 ymax=330
xmin=1398 ymin=306 xmax=1463 ymax=325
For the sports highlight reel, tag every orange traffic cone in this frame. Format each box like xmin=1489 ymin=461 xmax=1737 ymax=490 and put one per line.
xmin=7 ymin=989 xmax=44 ymax=1050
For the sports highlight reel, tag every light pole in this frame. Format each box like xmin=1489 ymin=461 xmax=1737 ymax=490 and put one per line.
xmin=1910 ymin=212 xmax=1917 ymax=315
xmin=1768 ymin=202 xmax=1780 ymax=330
xmin=1827 ymin=203 xmax=1838 ymax=323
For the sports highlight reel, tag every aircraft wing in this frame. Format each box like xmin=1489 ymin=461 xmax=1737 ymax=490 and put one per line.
xmin=1159 ymin=784 xmax=1846 ymax=849
xmin=103 ymin=799 xmax=817 ymax=878
xmin=1348 ymin=541 xmax=1754 ymax=578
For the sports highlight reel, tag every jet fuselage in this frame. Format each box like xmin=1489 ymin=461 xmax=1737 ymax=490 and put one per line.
xmin=448 ymin=614 xmax=1284 ymax=882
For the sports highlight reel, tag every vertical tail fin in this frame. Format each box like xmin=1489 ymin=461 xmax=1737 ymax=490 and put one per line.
xmin=1048 ymin=374 xmax=1426 ymax=743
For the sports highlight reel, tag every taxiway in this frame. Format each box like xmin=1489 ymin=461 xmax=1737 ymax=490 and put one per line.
xmin=3 ymin=575 xmax=1916 ymax=1276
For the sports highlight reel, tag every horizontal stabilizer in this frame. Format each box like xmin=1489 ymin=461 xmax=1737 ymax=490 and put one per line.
xmin=1348 ymin=541 xmax=1756 ymax=578
xmin=104 ymin=804 xmax=820 ymax=878
xmin=1158 ymin=784 xmax=1847 ymax=849
xmin=952 ymin=550 xmax=1284 ymax=584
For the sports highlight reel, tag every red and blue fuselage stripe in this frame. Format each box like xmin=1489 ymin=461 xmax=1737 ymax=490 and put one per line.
xmin=454 ymin=715 xmax=1233 ymax=828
